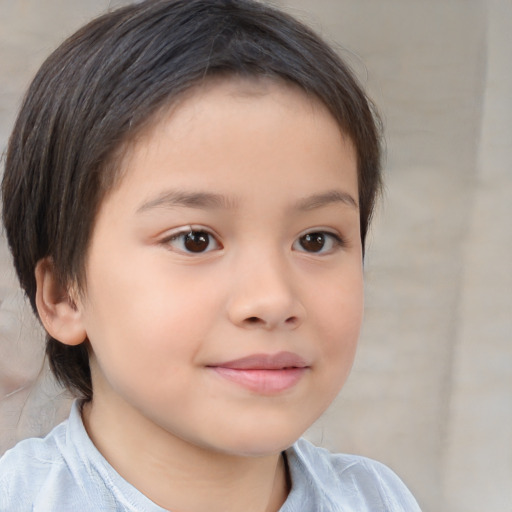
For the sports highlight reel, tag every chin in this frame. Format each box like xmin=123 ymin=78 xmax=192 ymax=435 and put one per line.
xmin=212 ymin=426 xmax=305 ymax=458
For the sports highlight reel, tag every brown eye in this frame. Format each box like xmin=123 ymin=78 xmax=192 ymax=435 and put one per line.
xmin=293 ymin=231 xmax=343 ymax=254
xmin=184 ymin=231 xmax=210 ymax=252
xmin=300 ymin=233 xmax=326 ymax=252
xmin=165 ymin=229 xmax=221 ymax=254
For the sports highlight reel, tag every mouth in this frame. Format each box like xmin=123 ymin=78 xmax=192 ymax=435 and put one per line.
xmin=207 ymin=351 xmax=310 ymax=394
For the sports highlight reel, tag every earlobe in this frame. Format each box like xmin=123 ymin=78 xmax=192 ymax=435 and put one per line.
xmin=35 ymin=258 xmax=87 ymax=346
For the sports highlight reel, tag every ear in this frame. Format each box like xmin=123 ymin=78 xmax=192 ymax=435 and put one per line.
xmin=35 ymin=258 xmax=87 ymax=346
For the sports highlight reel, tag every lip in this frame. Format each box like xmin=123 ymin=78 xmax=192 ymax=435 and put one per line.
xmin=207 ymin=351 xmax=310 ymax=394
xmin=210 ymin=351 xmax=309 ymax=370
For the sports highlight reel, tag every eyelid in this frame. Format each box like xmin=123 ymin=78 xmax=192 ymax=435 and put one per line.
xmin=292 ymin=228 xmax=346 ymax=254
xmin=160 ymin=225 xmax=223 ymax=254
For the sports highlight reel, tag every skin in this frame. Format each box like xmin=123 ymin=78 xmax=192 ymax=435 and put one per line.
xmin=36 ymin=78 xmax=363 ymax=512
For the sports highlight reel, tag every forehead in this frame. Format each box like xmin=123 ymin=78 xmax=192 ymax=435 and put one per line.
xmin=104 ymin=77 xmax=357 ymax=211
xmin=118 ymin=77 xmax=343 ymax=161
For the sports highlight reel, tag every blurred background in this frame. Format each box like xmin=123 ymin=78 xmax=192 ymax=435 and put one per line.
xmin=0 ymin=1 xmax=510 ymax=511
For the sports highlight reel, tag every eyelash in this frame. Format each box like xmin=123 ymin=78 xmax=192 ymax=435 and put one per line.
xmin=162 ymin=227 xmax=222 ymax=254
xmin=161 ymin=227 xmax=345 ymax=255
xmin=293 ymin=231 xmax=345 ymax=254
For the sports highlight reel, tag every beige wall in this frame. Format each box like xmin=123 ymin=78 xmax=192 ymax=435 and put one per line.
xmin=1 ymin=1 xmax=511 ymax=511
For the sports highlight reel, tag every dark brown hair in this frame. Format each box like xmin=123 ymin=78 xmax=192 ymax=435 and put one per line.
xmin=2 ymin=0 xmax=382 ymax=400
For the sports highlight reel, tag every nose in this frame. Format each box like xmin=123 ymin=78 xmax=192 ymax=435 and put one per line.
xmin=226 ymin=252 xmax=306 ymax=331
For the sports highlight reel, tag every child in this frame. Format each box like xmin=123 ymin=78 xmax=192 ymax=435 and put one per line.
xmin=0 ymin=0 xmax=421 ymax=510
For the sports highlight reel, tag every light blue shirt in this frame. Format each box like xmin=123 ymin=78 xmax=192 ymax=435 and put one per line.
xmin=0 ymin=402 xmax=421 ymax=511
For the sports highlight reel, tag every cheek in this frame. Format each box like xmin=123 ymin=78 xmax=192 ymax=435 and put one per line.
xmin=316 ymin=269 xmax=363 ymax=339
xmin=290 ymin=269 xmax=363 ymax=427
xmin=308 ymin=268 xmax=364 ymax=383
xmin=82 ymin=256 xmax=225 ymax=373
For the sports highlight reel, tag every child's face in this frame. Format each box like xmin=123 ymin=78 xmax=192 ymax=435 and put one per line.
xmin=78 ymin=78 xmax=363 ymax=456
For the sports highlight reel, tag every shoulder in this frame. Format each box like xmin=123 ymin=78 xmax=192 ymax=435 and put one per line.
xmin=0 ymin=421 xmax=72 ymax=510
xmin=0 ymin=418 xmax=67 ymax=475
xmin=0 ymin=403 xmax=118 ymax=512
xmin=284 ymin=438 xmax=421 ymax=512
xmin=0 ymin=402 xmax=168 ymax=512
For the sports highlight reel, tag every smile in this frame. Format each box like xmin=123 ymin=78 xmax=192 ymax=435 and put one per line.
xmin=207 ymin=351 xmax=310 ymax=394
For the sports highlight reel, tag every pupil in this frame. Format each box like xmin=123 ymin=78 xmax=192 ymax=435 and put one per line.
xmin=184 ymin=231 xmax=209 ymax=252
xmin=301 ymin=233 xmax=325 ymax=252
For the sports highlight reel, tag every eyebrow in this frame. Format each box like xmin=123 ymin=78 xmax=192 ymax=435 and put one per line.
xmin=295 ymin=190 xmax=359 ymax=211
xmin=137 ymin=190 xmax=238 ymax=213
xmin=136 ymin=188 xmax=358 ymax=214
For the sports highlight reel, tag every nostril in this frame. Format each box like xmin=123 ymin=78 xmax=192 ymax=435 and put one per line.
xmin=242 ymin=315 xmax=300 ymax=328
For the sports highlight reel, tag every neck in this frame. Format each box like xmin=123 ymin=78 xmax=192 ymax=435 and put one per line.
xmin=81 ymin=396 xmax=290 ymax=512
